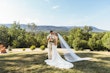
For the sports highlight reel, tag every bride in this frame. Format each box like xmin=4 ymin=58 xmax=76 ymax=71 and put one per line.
xmin=45 ymin=31 xmax=91 ymax=69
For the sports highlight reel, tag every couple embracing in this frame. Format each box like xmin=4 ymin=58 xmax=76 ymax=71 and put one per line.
xmin=45 ymin=30 xmax=91 ymax=69
xmin=47 ymin=30 xmax=58 ymax=60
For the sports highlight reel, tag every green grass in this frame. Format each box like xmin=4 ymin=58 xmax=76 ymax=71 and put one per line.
xmin=0 ymin=51 xmax=110 ymax=73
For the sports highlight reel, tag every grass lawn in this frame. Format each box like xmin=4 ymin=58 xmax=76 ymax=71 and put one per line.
xmin=0 ymin=49 xmax=110 ymax=73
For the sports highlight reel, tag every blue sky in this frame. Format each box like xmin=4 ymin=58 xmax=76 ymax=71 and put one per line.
xmin=0 ymin=0 xmax=110 ymax=30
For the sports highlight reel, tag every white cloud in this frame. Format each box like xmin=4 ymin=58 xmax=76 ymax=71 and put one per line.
xmin=52 ymin=5 xmax=60 ymax=10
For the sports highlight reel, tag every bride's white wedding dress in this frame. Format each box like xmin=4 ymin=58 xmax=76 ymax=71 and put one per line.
xmin=45 ymin=33 xmax=91 ymax=69
xmin=45 ymin=44 xmax=73 ymax=69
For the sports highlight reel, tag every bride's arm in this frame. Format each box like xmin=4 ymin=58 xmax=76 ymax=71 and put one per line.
xmin=54 ymin=36 xmax=58 ymax=46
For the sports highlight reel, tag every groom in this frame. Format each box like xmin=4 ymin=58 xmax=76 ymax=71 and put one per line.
xmin=47 ymin=30 xmax=54 ymax=60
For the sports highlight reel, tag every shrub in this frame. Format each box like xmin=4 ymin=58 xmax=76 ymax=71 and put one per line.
xmin=22 ymin=48 xmax=26 ymax=51
xmin=8 ymin=48 xmax=12 ymax=51
xmin=30 ymin=45 xmax=36 ymax=51
xmin=8 ymin=46 xmax=12 ymax=51
xmin=102 ymin=38 xmax=110 ymax=51
xmin=40 ymin=45 xmax=45 ymax=50
xmin=72 ymin=38 xmax=88 ymax=50
xmin=102 ymin=32 xmax=110 ymax=51
xmin=72 ymin=38 xmax=80 ymax=50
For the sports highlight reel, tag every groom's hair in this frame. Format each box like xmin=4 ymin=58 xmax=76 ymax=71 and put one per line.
xmin=50 ymin=30 xmax=53 ymax=33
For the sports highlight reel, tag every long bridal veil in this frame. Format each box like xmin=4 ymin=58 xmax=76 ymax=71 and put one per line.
xmin=58 ymin=33 xmax=91 ymax=62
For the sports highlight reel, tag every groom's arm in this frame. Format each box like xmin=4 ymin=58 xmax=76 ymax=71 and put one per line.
xmin=47 ymin=35 xmax=50 ymax=42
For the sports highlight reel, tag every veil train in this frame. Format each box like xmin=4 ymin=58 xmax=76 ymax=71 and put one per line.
xmin=58 ymin=33 xmax=91 ymax=62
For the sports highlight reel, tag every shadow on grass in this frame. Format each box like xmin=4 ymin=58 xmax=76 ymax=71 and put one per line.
xmin=0 ymin=52 xmax=110 ymax=73
xmin=76 ymin=52 xmax=100 ymax=57
xmin=96 ymin=56 xmax=110 ymax=61
xmin=0 ymin=53 xmax=47 ymax=73
xmin=73 ymin=60 xmax=110 ymax=73
xmin=72 ymin=52 xmax=110 ymax=73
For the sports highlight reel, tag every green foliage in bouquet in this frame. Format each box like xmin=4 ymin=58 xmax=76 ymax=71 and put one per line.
xmin=40 ymin=45 xmax=45 ymax=50
xmin=30 ymin=45 xmax=36 ymax=51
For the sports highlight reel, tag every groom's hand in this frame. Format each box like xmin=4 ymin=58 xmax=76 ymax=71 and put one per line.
xmin=47 ymin=37 xmax=50 ymax=41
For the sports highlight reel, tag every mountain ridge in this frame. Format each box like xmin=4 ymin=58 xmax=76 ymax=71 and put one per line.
xmin=0 ymin=24 xmax=107 ymax=32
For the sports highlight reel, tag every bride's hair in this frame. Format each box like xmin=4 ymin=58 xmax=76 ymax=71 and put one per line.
xmin=54 ymin=32 xmax=58 ymax=36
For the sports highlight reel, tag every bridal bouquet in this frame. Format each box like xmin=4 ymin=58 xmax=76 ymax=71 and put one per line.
xmin=49 ymin=36 xmax=55 ymax=43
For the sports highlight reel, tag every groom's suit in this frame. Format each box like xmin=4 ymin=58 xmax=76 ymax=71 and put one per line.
xmin=47 ymin=34 xmax=54 ymax=59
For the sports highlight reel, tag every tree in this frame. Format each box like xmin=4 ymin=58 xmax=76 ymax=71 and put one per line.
xmin=69 ymin=27 xmax=92 ymax=49
xmin=83 ymin=26 xmax=92 ymax=40
xmin=88 ymin=38 xmax=96 ymax=51
xmin=102 ymin=32 xmax=110 ymax=51
xmin=102 ymin=38 xmax=110 ymax=51
xmin=72 ymin=38 xmax=88 ymax=50
xmin=0 ymin=25 xmax=9 ymax=47
xmin=27 ymin=23 xmax=37 ymax=34
xmin=68 ymin=27 xmax=84 ymax=48
xmin=25 ymin=33 xmax=37 ymax=47
xmin=8 ymin=22 xmax=27 ymax=48
xmin=88 ymin=32 xmax=105 ymax=51
xmin=35 ymin=32 xmax=48 ymax=47
xmin=83 ymin=26 xmax=92 ymax=33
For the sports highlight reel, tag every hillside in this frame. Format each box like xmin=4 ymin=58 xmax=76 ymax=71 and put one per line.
xmin=0 ymin=24 xmax=106 ymax=32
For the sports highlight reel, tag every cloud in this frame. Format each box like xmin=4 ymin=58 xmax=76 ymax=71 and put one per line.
xmin=52 ymin=5 xmax=60 ymax=10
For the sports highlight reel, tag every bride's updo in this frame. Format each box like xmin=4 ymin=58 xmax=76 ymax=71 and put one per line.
xmin=54 ymin=32 xmax=58 ymax=36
